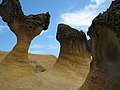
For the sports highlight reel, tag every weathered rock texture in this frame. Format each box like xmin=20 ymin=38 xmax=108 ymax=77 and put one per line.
xmin=56 ymin=24 xmax=91 ymax=77
xmin=0 ymin=0 xmax=50 ymax=62
xmin=39 ymin=24 xmax=91 ymax=90
xmin=79 ymin=0 xmax=120 ymax=90
xmin=57 ymin=24 xmax=90 ymax=59
xmin=0 ymin=51 xmax=57 ymax=90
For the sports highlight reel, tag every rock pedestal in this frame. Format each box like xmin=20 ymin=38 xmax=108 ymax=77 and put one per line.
xmin=0 ymin=0 xmax=50 ymax=62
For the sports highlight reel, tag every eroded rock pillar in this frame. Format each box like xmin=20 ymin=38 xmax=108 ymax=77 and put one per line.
xmin=39 ymin=24 xmax=91 ymax=90
xmin=57 ymin=24 xmax=90 ymax=64
xmin=0 ymin=0 xmax=50 ymax=62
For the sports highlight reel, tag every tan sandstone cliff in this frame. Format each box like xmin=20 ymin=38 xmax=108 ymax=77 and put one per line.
xmin=0 ymin=0 xmax=51 ymax=89
xmin=38 ymin=24 xmax=91 ymax=90
xmin=0 ymin=23 xmax=90 ymax=90
xmin=79 ymin=0 xmax=120 ymax=90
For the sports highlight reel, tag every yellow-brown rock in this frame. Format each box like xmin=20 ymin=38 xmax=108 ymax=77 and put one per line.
xmin=0 ymin=1 xmax=51 ymax=89
xmin=79 ymin=0 xmax=120 ymax=90
xmin=39 ymin=24 xmax=91 ymax=90
xmin=0 ymin=0 xmax=50 ymax=62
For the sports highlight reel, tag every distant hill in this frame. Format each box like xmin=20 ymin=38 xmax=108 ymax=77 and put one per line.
xmin=0 ymin=50 xmax=57 ymax=69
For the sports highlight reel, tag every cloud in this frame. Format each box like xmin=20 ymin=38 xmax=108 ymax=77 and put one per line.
xmin=61 ymin=10 xmax=97 ymax=27
xmin=0 ymin=25 xmax=9 ymax=33
xmin=30 ymin=44 xmax=58 ymax=50
xmin=30 ymin=44 xmax=43 ymax=49
xmin=28 ymin=50 xmax=44 ymax=54
xmin=46 ymin=45 xmax=58 ymax=50
xmin=29 ymin=45 xmax=59 ymax=55
xmin=60 ymin=0 xmax=110 ymax=31
xmin=45 ymin=35 xmax=55 ymax=39
xmin=29 ymin=44 xmax=60 ymax=56
xmin=86 ymin=0 xmax=105 ymax=9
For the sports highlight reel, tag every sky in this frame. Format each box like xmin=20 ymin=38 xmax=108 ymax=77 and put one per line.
xmin=0 ymin=0 xmax=112 ymax=57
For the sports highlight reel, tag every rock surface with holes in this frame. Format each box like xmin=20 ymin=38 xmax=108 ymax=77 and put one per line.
xmin=0 ymin=0 xmax=50 ymax=62
xmin=0 ymin=0 xmax=51 ymax=89
xmin=38 ymin=24 xmax=91 ymax=90
xmin=79 ymin=0 xmax=120 ymax=90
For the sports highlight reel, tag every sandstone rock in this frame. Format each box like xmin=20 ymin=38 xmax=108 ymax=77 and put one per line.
xmin=0 ymin=0 xmax=50 ymax=62
xmin=57 ymin=24 xmax=89 ymax=57
xmin=56 ymin=24 xmax=91 ymax=70
xmin=79 ymin=0 xmax=120 ymax=90
xmin=0 ymin=1 xmax=50 ymax=89
xmin=0 ymin=61 xmax=43 ymax=90
xmin=39 ymin=24 xmax=91 ymax=90
xmin=0 ymin=51 xmax=57 ymax=90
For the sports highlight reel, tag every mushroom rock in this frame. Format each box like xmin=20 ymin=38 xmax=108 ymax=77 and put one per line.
xmin=0 ymin=0 xmax=50 ymax=62
xmin=0 ymin=0 xmax=50 ymax=89
xmin=79 ymin=0 xmax=120 ymax=90
xmin=39 ymin=24 xmax=91 ymax=90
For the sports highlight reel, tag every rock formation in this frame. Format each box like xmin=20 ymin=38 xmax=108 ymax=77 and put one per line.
xmin=0 ymin=51 xmax=57 ymax=90
xmin=39 ymin=24 xmax=91 ymax=90
xmin=0 ymin=0 xmax=51 ymax=89
xmin=79 ymin=0 xmax=120 ymax=90
xmin=56 ymin=24 xmax=91 ymax=76
xmin=0 ymin=0 xmax=50 ymax=62
xmin=57 ymin=24 xmax=90 ymax=59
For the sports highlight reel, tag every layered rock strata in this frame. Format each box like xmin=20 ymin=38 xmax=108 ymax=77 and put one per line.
xmin=0 ymin=1 xmax=50 ymax=89
xmin=39 ymin=24 xmax=91 ymax=90
xmin=79 ymin=0 xmax=120 ymax=90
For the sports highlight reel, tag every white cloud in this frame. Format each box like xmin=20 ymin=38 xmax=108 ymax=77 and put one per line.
xmin=29 ymin=45 xmax=59 ymax=56
xmin=61 ymin=10 xmax=97 ymax=27
xmin=0 ymin=25 xmax=9 ymax=33
xmin=30 ymin=44 xmax=43 ymax=49
xmin=45 ymin=35 xmax=55 ymax=39
xmin=60 ymin=0 xmax=111 ymax=31
xmin=28 ymin=50 xmax=43 ymax=54
xmin=46 ymin=45 xmax=58 ymax=50
xmin=86 ymin=0 xmax=105 ymax=9
xmin=30 ymin=44 xmax=58 ymax=50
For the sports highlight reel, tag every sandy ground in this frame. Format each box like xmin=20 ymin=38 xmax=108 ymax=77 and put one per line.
xmin=0 ymin=51 xmax=90 ymax=90
xmin=0 ymin=51 xmax=56 ymax=69
xmin=38 ymin=56 xmax=90 ymax=90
